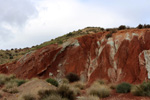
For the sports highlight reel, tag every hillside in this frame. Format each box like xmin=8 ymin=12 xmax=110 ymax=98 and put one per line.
xmin=0 ymin=27 xmax=104 ymax=65
xmin=1 ymin=26 xmax=150 ymax=84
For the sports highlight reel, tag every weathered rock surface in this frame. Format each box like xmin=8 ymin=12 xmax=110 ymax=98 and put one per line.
xmin=1 ymin=29 xmax=150 ymax=84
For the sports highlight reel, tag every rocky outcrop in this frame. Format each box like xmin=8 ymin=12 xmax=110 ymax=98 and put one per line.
xmin=1 ymin=29 xmax=150 ymax=84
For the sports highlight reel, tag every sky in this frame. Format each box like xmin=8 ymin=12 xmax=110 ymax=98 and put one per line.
xmin=0 ymin=0 xmax=150 ymax=50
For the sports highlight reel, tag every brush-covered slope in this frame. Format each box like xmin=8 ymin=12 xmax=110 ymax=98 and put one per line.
xmin=1 ymin=28 xmax=150 ymax=84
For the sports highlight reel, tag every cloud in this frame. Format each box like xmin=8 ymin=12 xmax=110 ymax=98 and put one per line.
xmin=1 ymin=0 xmax=150 ymax=49
xmin=0 ymin=0 xmax=38 ymax=49
xmin=0 ymin=0 xmax=38 ymax=26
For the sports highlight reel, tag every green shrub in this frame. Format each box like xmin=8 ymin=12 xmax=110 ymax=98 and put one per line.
xmin=23 ymin=94 xmax=36 ymax=100
xmin=131 ymin=81 xmax=150 ymax=96
xmin=116 ymin=82 xmax=131 ymax=93
xmin=118 ymin=25 xmax=126 ymax=30
xmin=46 ymin=78 xmax=59 ymax=87
xmin=137 ymin=24 xmax=143 ymax=29
xmin=66 ymin=73 xmax=80 ymax=83
xmin=16 ymin=79 xmax=26 ymax=86
xmin=105 ymin=33 xmax=112 ymax=39
xmin=58 ymin=84 xmax=75 ymax=100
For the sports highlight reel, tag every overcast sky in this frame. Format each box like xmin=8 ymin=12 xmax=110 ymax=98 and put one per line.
xmin=0 ymin=0 xmax=150 ymax=49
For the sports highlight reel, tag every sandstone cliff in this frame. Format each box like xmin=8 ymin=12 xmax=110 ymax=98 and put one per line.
xmin=1 ymin=29 xmax=150 ymax=84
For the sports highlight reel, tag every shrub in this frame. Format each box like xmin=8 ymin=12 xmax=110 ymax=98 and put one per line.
xmin=87 ymin=83 xmax=111 ymax=98
xmin=15 ymin=79 xmax=26 ymax=86
xmin=109 ymin=83 xmax=117 ymax=90
xmin=23 ymin=94 xmax=36 ymax=100
xmin=97 ymin=79 xmax=108 ymax=85
xmin=40 ymin=94 xmax=68 ymax=100
xmin=58 ymin=84 xmax=75 ymax=100
xmin=116 ymin=82 xmax=131 ymax=93
xmin=77 ymin=96 xmax=99 ymax=100
xmin=70 ymin=86 xmax=81 ymax=96
xmin=38 ymin=89 xmax=57 ymax=99
xmin=0 ymin=74 xmax=16 ymax=85
xmin=131 ymin=81 xmax=150 ymax=96
xmin=0 ymin=93 xmax=2 ymax=98
xmin=105 ymin=33 xmax=112 ymax=39
xmin=66 ymin=73 xmax=80 ymax=83
xmin=137 ymin=24 xmax=143 ymax=29
xmin=118 ymin=25 xmax=126 ymax=30
xmin=61 ymin=78 xmax=69 ymax=84
xmin=46 ymin=78 xmax=59 ymax=87
xmin=72 ymin=82 xmax=85 ymax=90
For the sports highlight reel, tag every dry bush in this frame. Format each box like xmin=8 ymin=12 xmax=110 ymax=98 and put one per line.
xmin=131 ymin=81 xmax=150 ymax=96
xmin=38 ymin=89 xmax=57 ymax=99
xmin=87 ymin=82 xmax=111 ymax=98
xmin=70 ymin=86 xmax=81 ymax=96
xmin=72 ymin=82 xmax=86 ymax=90
xmin=61 ymin=78 xmax=69 ymax=84
xmin=23 ymin=94 xmax=36 ymax=100
xmin=58 ymin=84 xmax=75 ymax=100
xmin=0 ymin=93 xmax=2 ymax=98
xmin=96 ymin=79 xmax=108 ymax=85
xmin=0 ymin=74 xmax=16 ymax=85
xmin=77 ymin=95 xmax=99 ymax=100
xmin=2 ymin=81 xmax=19 ymax=93
xmin=40 ymin=93 xmax=68 ymax=100
xmin=109 ymin=83 xmax=117 ymax=90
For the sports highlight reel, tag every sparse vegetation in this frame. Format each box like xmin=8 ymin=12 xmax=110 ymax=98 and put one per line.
xmin=137 ymin=24 xmax=143 ymax=29
xmin=77 ymin=95 xmax=99 ymax=100
xmin=46 ymin=78 xmax=59 ymax=87
xmin=118 ymin=25 xmax=126 ymax=30
xmin=116 ymin=82 xmax=131 ymax=93
xmin=0 ymin=93 xmax=2 ymax=98
xmin=58 ymin=84 xmax=75 ymax=100
xmin=66 ymin=73 xmax=80 ymax=83
xmin=72 ymin=82 xmax=85 ymax=90
xmin=23 ymin=94 xmax=36 ymax=100
xmin=38 ymin=89 xmax=58 ymax=99
xmin=87 ymin=82 xmax=111 ymax=98
xmin=105 ymin=29 xmax=117 ymax=39
xmin=0 ymin=74 xmax=26 ymax=94
xmin=131 ymin=81 xmax=150 ymax=96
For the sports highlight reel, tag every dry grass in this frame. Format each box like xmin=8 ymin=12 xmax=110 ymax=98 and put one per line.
xmin=77 ymin=95 xmax=99 ymax=100
xmin=109 ymin=83 xmax=117 ymax=90
xmin=40 ymin=93 xmax=68 ymax=100
xmin=22 ymin=94 xmax=36 ymax=100
xmin=71 ymin=82 xmax=86 ymax=90
xmin=87 ymin=82 xmax=111 ymax=98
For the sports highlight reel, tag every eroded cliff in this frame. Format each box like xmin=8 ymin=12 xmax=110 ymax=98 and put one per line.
xmin=1 ymin=29 xmax=150 ymax=84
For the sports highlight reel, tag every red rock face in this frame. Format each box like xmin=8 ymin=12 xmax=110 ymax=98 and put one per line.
xmin=1 ymin=29 xmax=150 ymax=84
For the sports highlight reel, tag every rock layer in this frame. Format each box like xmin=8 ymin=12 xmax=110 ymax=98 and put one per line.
xmin=1 ymin=29 xmax=150 ymax=84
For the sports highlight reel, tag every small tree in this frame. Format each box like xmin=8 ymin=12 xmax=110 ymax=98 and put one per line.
xmin=46 ymin=78 xmax=59 ymax=87
xmin=137 ymin=24 xmax=143 ymax=29
xmin=118 ymin=25 xmax=126 ymax=30
xmin=66 ymin=73 xmax=80 ymax=83
xmin=116 ymin=82 xmax=131 ymax=93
